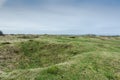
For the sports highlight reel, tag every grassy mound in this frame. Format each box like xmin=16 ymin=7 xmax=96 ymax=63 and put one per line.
xmin=17 ymin=40 xmax=74 ymax=69
xmin=0 ymin=35 xmax=120 ymax=80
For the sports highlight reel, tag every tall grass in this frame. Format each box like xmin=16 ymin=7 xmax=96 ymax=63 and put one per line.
xmin=0 ymin=35 xmax=120 ymax=80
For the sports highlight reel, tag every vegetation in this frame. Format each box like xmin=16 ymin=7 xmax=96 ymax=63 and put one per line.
xmin=0 ymin=30 xmax=4 ymax=36
xmin=0 ymin=35 xmax=120 ymax=80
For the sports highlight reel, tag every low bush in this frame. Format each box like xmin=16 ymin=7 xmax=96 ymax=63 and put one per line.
xmin=46 ymin=66 xmax=61 ymax=75
xmin=0 ymin=30 xmax=4 ymax=36
xmin=1 ymin=42 xmax=11 ymax=45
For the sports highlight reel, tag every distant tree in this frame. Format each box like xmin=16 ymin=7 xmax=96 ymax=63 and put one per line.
xmin=0 ymin=30 xmax=4 ymax=36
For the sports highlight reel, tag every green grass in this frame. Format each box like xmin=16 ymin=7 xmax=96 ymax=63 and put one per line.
xmin=0 ymin=35 xmax=120 ymax=80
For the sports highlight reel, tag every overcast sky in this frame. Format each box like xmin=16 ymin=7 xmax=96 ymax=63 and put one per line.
xmin=0 ymin=0 xmax=120 ymax=35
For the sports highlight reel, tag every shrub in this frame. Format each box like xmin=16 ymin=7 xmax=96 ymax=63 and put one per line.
xmin=0 ymin=30 xmax=4 ymax=36
xmin=1 ymin=42 xmax=11 ymax=45
xmin=69 ymin=36 xmax=76 ymax=38
xmin=46 ymin=66 xmax=61 ymax=75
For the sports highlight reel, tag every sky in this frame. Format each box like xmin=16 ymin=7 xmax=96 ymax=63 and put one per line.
xmin=0 ymin=0 xmax=120 ymax=35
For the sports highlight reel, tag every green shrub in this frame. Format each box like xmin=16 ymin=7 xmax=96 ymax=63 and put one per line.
xmin=1 ymin=42 xmax=11 ymax=45
xmin=46 ymin=66 xmax=61 ymax=75
xmin=69 ymin=36 xmax=76 ymax=38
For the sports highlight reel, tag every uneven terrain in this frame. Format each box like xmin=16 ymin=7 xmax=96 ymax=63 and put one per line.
xmin=0 ymin=35 xmax=120 ymax=80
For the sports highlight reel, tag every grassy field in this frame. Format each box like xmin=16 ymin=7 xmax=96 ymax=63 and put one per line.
xmin=0 ymin=35 xmax=120 ymax=80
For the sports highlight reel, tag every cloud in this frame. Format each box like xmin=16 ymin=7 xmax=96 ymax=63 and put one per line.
xmin=0 ymin=0 xmax=7 ymax=8
xmin=0 ymin=0 xmax=120 ymax=35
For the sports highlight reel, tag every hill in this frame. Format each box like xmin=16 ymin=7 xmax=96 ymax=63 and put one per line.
xmin=0 ymin=35 xmax=120 ymax=80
